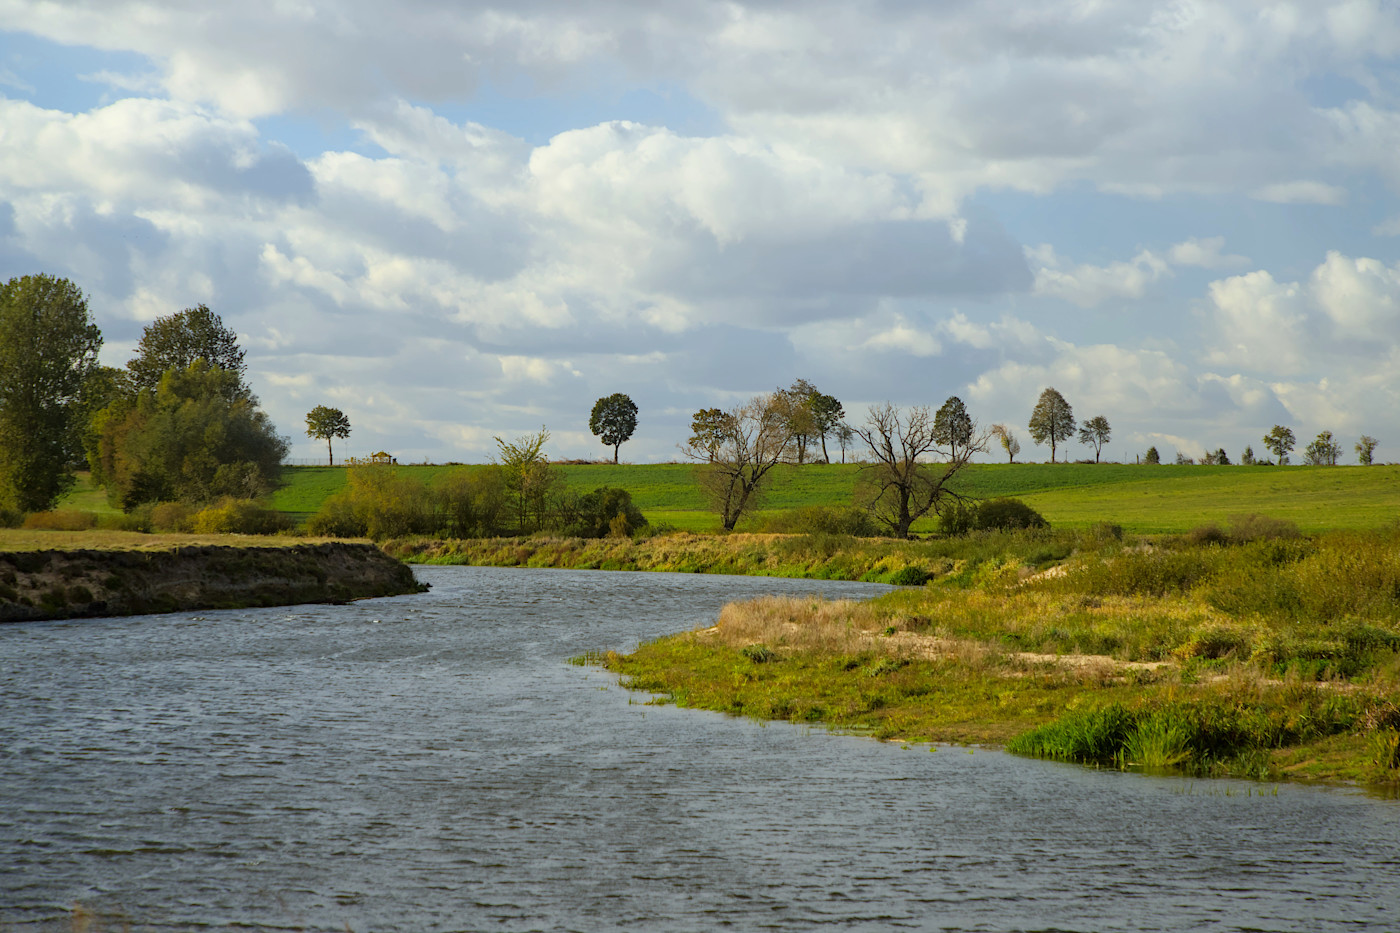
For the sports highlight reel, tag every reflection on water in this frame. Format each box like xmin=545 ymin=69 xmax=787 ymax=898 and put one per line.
xmin=2 ymin=565 xmax=1398 ymax=932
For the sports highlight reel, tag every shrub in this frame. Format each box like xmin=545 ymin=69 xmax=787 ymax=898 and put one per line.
xmin=432 ymin=466 xmax=509 ymax=538
xmin=558 ymin=486 xmax=647 ymax=539
xmin=973 ymin=498 xmax=1047 ymax=531
xmin=937 ymin=501 xmax=975 ymax=536
xmin=1185 ymin=523 xmax=1229 ymax=547
xmin=887 ymin=565 xmax=930 ymax=587
xmin=96 ymin=510 xmax=152 ymax=533
xmin=191 ymin=498 xmax=294 ymax=535
xmin=21 ymin=510 xmax=98 ymax=531
xmin=1228 ymin=514 xmax=1301 ymax=543
xmin=760 ymin=505 xmax=879 ymax=537
xmin=150 ymin=501 xmax=196 ymax=533
xmin=0 ymin=507 xmax=23 ymax=528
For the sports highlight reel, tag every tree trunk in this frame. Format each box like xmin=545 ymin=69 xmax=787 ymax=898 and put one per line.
xmin=613 ymin=443 xmax=619 ymax=464
xmin=327 ymin=436 xmax=333 ymax=466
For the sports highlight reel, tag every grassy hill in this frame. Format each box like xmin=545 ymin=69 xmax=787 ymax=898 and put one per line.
xmin=269 ymin=461 xmax=1400 ymax=534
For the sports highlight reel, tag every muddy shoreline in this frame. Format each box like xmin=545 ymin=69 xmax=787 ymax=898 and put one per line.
xmin=0 ymin=543 xmax=426 ymax=622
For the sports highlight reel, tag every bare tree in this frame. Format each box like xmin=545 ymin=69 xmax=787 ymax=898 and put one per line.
xmin=680 ymin=394 xmax=795 ymax=531
xmin=854 ymin=402 xmax=988 ymax=538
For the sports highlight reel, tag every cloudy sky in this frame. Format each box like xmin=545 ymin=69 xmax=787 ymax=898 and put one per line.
xmin=3 ymin=1 xmax=1399 ymax=465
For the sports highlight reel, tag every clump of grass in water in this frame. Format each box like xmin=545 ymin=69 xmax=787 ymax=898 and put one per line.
xmin=567 ymin=649 xmax=606 ymax=666
xmin=1121 ymin=714 xmax=1193 ymax=771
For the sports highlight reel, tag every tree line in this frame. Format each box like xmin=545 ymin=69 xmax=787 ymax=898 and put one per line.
xmin=0 ymin=273 xmax=286 ymax=517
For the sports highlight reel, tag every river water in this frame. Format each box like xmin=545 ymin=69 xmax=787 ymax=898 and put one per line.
xmin=1 ymin=565 xmax=1398 ymax=932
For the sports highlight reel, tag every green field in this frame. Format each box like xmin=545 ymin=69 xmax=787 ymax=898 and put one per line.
xmin=268 ymin=462 xmax=1400 ymax=534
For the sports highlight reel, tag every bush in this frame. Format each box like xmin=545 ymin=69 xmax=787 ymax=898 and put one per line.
xmin=887 ymin=565 xmax=930 ymax=587
xmin=191 ymin=498 xmax=294 ymax=535
xmin=1228 ymin=513 xmax=1301 ymax=542
xmin=21 ymin=510 xmax=98 ymax=531
xmin=937 ymin=501 xmax=975 ymax=536
xmin=0 ymin=507 xmax=23 ymax=528
xmin=150 ymin=501 xmax=196 ymax=533
xmin=973 ymin=498 xmax=1047 ymax=531
xmin=433 ymin=466 xmax=509 ymax=538
xmin=760 ymin=505 xmax=879 ymax=537
xmin=558 ymin=486 xmax=647 ymax=538
xmin=96 ymin=510 xmax=151 ymax=533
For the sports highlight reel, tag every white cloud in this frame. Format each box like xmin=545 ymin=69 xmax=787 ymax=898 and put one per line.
xmin=1167 ymin=236 xmax=1248 ymax=269
xmin=1251 ymin=180 xmax=1348 ymax=205
xmin=1028 ymin=244 xmax=1169 ymax=308
xmin=860 ymin=318 xmax=941 ymax=357
xmin=1204 ymin=270 xmax=1309 ymax=374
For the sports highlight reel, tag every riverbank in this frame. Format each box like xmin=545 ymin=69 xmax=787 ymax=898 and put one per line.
xmin=0 ymin=542 xmax=426 ymax=622
xmin=601 ymin=523 xmax=1400 ymax=786
xmin=381 ymin=529 xmax=1050 ymax=583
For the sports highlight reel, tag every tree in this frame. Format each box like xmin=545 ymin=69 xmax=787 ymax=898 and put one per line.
xmin=834 ymin=422 xmax=856 ymax=463
xmin=680 ymin=394 xmax=794 ymax=531
xmin=1077 ymin=415 xmax=1111 ymax=463
xmin=1241 ymin=445 xmax=1256 ymax=465
xmin=90 ymin=361 xmax=287 ymax=508
xmin=990 ymin=424 xmax=1020 ymax=463
xmin=127 ymin=304 xmax=246 ymax=395
xmin=775 ymin=379 xmax=819 ymax=464
xmin=809 ymin=391 xmax=845 ymax=463
xmin=933 ymin=396 xmax=974 ymax=461
xmin=305 ymin=405 xmax=351 ymax=466
xmin=1262 ymin=425 xmax=1296 ymax=465
xmin=1028 ymin=387 xmax=1075 ymax=463
xmin=1357 ymin=435 xmax=1379 ymax=466
xmin=689 ymin=408 xmax=736 ymax=460
xmin=1144 ymin=446 xmax=1160 ymax=465
xmin=588 ymin=393 xmax=639 ymax=464
xmin=494 ymin=427 xmax=561 ymax=534
xmin=0 ymin=274 xmax=103 ymax=511
xmin=1303 ymin=430 xmax=1341 ymax=466
xmin=854 ymin=402 xmax=987 ymax=538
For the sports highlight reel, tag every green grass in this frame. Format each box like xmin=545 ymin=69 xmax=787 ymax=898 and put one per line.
xmin=265 ymin=462 xmax=1400 ymax=534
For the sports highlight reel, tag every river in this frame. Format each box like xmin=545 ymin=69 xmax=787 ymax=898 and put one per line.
xmin=1 ymin=565 xmax=1398 ymax=932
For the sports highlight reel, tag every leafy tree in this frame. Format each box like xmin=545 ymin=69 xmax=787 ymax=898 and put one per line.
xmin=808 ymin=391 xmax=845 ymax=463
xmin=1303 ymin=430 xmax=1341 ymax=466
xmin=305 ymin=405 xmax=351 ymax=465
xmin=680 ymin=394 xmax=794 ymax=531
xmin=494 ymin=427 xmax=561 ymax=534
xmin=1144 ymin=446 xmax=1160 ymax=465
xmin=1241 ymin=445 xmax=1256 ymax=465
xmin=933 ymin=396 xmax=974 ymax=461
xmin=775 ymin=379 xmax=819 ymax=464
xmin=1357 ymin=435 xmax=1379 ymax=466
xmin=589 ymin=393 xmax=639 ymax=463
xmin=1262 ymin=425 xmax=1296 ymax=465
xmin=854 ymin=402 xmax=987 ymax=538
xmin=689 ymin=408 xmax=736 ymax=460
xmin=128 ymin=304 xmax=246 ymax=395
xmin=1174 ymin=452 xmax=1195 ymax=465
xmin=90 ymin=361 xmax=287 ymax=508
xmin=0 ymin=274 xmax=103 ymax=511
xmin=1077 ymin=415 xmax=1111 ymax=463
xmin=1028 ymin=387 xmax=1075 ymax=463
xmin=1202 ymin=447 xmax=1231 ymax=465
xmin=990 ymin=424 xmax=1020 ymax=463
